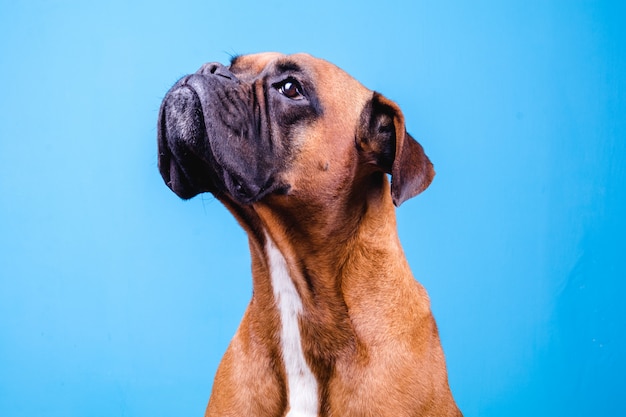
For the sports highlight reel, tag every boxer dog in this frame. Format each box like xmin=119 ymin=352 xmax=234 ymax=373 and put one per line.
xmin=158 ymin=52 xmax=462 ymax=417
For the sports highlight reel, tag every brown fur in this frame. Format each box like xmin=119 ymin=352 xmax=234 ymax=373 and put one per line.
xmin=201 ymin=53 xmax=461 ymax=416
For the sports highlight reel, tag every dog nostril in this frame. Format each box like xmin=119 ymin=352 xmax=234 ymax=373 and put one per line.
xmin=198 ymin=62 xmax=233 ymax=80
xmin=197 ymin=62 xmax=219 ymax=75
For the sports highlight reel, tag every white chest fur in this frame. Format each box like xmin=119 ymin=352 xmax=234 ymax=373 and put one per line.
xmin=265 ymin=233 xmax=319 ymax=417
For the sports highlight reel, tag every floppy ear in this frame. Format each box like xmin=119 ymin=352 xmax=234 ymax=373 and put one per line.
xmin=356 ymin=92 xmax=435 ymax=206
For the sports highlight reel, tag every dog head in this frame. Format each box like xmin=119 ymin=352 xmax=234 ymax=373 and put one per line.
xmin=158 ymin=52 xmax=434 ymax=207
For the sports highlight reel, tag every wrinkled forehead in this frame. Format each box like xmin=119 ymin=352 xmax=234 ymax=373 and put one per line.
xmin=229 ymin=52 xmax=372 ymax=113
xmin=229 ymin=53 xmax=358 ymax=87
xmin=231 ymin=52 xmax=342 ymax=75
xmin=229 ymin=52 xmax=285 ymax=75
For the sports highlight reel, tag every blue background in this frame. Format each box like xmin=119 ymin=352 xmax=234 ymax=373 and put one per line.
xmin=1 ymin=1 xmax=624 ymax=416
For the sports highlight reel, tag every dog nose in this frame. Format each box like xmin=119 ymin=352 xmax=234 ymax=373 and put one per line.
xmin=197 ymin=62 xmax=235 ymax=80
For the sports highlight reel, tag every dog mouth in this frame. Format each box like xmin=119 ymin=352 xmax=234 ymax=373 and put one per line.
xmin=158 ymin=82 xmax=215 ymax=199
xmin=157 ymin=74 xmax=288 ymax=204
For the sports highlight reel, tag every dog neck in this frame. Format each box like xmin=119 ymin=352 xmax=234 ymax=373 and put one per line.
xmin=220 ymin=175 xmax=415 ymax=414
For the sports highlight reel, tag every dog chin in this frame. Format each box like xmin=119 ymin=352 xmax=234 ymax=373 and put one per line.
xmin=221 ymin=170 xmax=291 ymax=205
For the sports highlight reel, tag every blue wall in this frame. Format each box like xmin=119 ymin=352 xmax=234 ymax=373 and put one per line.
xmin=1 ymin=1 xmax=624 ymax=416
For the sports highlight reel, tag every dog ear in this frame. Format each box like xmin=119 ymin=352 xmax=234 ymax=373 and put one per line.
xmin=357 ymin=93 xmax=435 ymax=206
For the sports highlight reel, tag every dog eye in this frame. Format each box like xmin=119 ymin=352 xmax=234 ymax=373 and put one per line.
xmin=276 ymin=79 xmax=304 ymax=100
